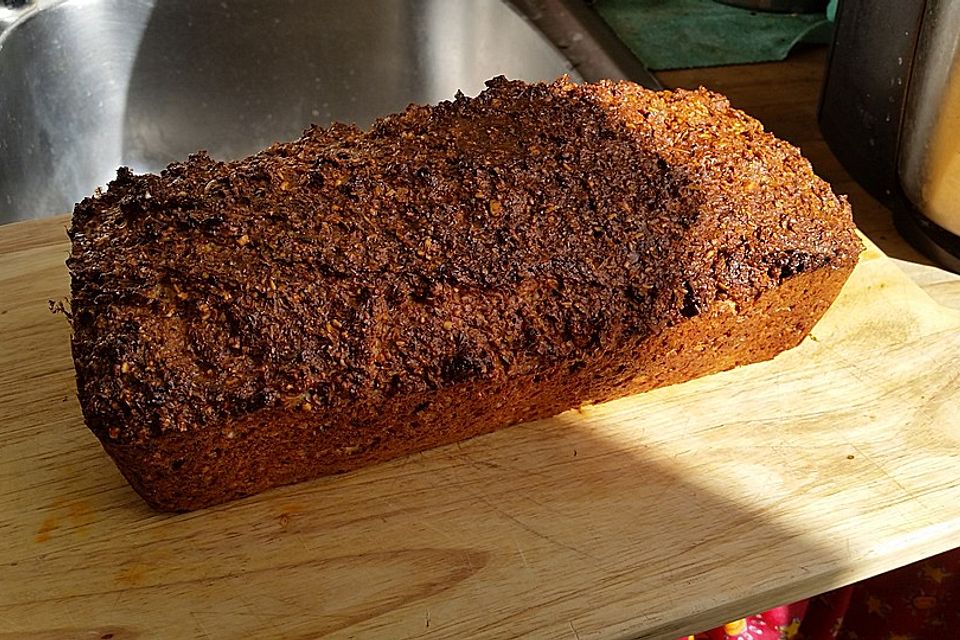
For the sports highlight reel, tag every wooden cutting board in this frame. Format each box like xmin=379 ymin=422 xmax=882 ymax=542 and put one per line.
xmin=2 ymin=216 xmax=960 ymax=640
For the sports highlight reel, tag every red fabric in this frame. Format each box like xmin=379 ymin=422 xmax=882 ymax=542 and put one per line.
xmin=688 ymin=601 xmax=809 ymax=640
xmin=683 ymin=547 xmax=960 ymax=640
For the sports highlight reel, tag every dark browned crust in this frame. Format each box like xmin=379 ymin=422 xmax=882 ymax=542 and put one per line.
xmin=68 ymin=77 xmax=861 ymax=511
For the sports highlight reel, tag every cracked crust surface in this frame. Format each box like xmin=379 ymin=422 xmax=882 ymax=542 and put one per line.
xmin=69 ymin=77 xmax=861 ymax=510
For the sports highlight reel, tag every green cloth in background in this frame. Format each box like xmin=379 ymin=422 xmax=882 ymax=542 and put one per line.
xmin=594 ymin=0 xmax=833 ymax=71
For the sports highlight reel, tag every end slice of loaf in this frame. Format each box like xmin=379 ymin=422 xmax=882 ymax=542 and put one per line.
xmin=68 ymin=77 xmax=862 ymax=511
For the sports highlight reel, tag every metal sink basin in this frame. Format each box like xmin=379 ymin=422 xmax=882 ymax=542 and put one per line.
xmin=0 ymin=0 xmax=655 ymax=223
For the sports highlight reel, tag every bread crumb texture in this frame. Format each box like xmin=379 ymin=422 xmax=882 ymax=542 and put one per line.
xmin=68 ymin=77 xmax=860 ymax=510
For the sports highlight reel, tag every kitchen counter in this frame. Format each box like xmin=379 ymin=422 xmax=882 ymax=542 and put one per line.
xmin=2 ymin=47 xmax=960 ymax=640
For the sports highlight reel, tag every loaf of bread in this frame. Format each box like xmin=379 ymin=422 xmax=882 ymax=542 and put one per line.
xmin=68 ymin=77 xmax=861 ymax=511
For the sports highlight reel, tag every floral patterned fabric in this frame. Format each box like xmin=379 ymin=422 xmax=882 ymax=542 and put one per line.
xmin=683 ymin=547 xmax=960 ymax=640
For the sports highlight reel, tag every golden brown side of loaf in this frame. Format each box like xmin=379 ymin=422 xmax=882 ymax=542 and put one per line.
xmin=68 ymin=77 xmax=861 ymax=511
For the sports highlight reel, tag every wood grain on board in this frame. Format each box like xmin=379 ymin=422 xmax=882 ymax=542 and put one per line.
xmin=1 ymin=213 xmax=960 ymax=640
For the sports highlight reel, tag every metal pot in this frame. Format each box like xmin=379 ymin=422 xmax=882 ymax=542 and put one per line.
xmin=820 ymin=0 xmax=960 ymax=271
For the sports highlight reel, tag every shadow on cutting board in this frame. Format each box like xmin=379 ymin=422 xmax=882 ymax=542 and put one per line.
xmin=0 ymin=343 xmax=847 ymax=640
xmin=4 ymin=231 xmax=956 ymax=639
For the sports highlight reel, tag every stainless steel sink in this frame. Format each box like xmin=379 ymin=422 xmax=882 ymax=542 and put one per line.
xmin=0 ymin=0 xmax=655 ymax=223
